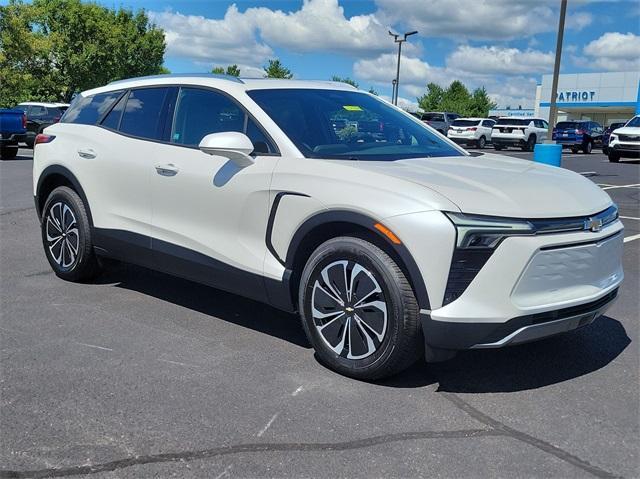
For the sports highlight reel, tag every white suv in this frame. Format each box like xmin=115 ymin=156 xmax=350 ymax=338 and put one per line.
xmin=608 ymin=115 xmax=640 ymax=162
xmin=447 ymin=117 xmax=495 ymax=149
xmin=33 ymin=75 xmax=624 ymax=379
xmin=492 ymin=117 xmax=549 ymax=151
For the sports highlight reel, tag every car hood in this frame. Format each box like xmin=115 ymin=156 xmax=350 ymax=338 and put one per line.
xmin=339 ymin=153 xmax=612 ymax=218
xmin=612 ymin=126 xmax=640 ymax=135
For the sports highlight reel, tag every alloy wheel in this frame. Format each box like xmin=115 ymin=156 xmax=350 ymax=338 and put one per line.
xmin=45 ymin=202 xmax=79 ymax=269
xmin=311 ymin=260 xmax=388 ymax=360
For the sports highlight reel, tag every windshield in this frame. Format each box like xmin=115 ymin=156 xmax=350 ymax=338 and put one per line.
xmin=452 ymin=120 xmax=480 ymax=127
xmin=422 ymin=113 xmax=444 ymax=121
xmin=625 ymin=116 xmax=640 ymax=127
xmin=495 ymin=118 xmax=531 ymax=126
xmin=248 ymin=89 xmax=463 ymax=160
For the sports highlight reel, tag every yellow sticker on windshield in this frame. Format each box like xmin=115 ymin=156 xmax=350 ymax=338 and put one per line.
xmin=343 ymin=105 xmax=363 ymax=111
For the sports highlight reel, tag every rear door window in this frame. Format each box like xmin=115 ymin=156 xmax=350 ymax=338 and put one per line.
xmin=62 ymin=91 xmax=124 ymax=125
xmin=119 ymin=87 xmax=171 ymax=141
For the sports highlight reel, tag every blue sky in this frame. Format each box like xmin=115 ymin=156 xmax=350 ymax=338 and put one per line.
xmin=8 ymin=0 xmax=640 ymax=108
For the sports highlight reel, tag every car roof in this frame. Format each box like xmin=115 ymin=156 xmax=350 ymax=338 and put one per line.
xmin=17 ymin=102 xmax=69 ymax=107
xmin=83 ymin=74 xmax=358 ymax=97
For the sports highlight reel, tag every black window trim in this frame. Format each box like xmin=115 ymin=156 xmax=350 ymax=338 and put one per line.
xmin=93 ymin=84 xmax=281 ymax=157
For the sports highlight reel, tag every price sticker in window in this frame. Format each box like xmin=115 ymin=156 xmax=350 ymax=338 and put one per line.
xmin=343 ymin=105 xmax=363 ymax=111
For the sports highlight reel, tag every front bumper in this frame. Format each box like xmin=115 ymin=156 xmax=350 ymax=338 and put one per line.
xmin=423 ymin=223 xmax=624 ymax=350
xmin=610 ymin=142 xmax=640 ymax=156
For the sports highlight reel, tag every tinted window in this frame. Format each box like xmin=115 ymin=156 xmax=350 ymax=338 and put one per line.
xmin=556 ymin=121 xmax=582 ymax=129
xmin=248 ymin=89 xmax=462 ymax=160
xmin=100 ymin=93 xmax=127 ymax=130
xmin=452 ymin=120 xmax=480 ymax=127
xmin=172 ymin=88 xmax=244 ymax=146
xmin=482 ymin=120 xmax=495 ymax=127
xmin=533 ymin=120 xmax=544 ymax=128
xmin=62 ymin=91 xmax=124 ymax=125
xmin=29 ymin=105 xmax=47 ymax=118
xmin=171 ymin=87 xmax=275 ymax=153
xmin=422 ymin=113 xmax=444 ymax=121
xmin=495 ymin=118 xmax=531 ymax=126
xmin=626 ymin=116 xmax=640 ymax=127
xmin=119 ymin=88 xmax=169 ymax=140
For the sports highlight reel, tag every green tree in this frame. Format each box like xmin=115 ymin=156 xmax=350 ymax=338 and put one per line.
xmin=417 ymin=83 xmax=444 ymax=112
xmin=331 ymin=75 xmax=359 ymax=88
xmin=263 ymin=59 xmax=293 ymax=79
xmin=468 ymin=86 xmax=497 ymax=117
xmin=440 ymin=80 xmax=471 ymax=114
xmin=212 ymin=64 xmax=240 ymax=77
xmin=368 ymin=86 xmax=378 ymax=96
xmin=0 ymin=0 xmax=165 ymax=106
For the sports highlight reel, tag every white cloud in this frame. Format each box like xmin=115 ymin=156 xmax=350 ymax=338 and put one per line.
xmin=354 ymin=53 xmax=451 ymax=91
xmin=582 ymin=32 xmax=640 ymax=70
xmin=151 ymin=0 xmax=409 ymax=70
xmin=375 ymin=0 xmax=590 ymax=41
xmin=447 ymin=46 xmax=554 ymax=76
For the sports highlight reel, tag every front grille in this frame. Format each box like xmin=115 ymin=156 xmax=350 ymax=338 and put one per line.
xmin=442 ymin=248 xmax=494 ymax=305
xmin=618 ymin=134 xmax=640 ymax=142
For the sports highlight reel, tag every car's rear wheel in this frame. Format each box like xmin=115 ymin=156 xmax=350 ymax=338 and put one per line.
xmin=0 ymin=147 xmax=18 ymax=160
xmin=571 ymin=146 xmax=579 ymax=154
xmin=477 ymin=136 xmax=486 ymax=149
xmin=523 ymin=135 xmax=536 ymax=152
xmin=299 ymin=237 xmax=422 ymax=380
xmin=583 ymin=140 xmax=593 ymax=154
xmin=41 ymin=186 xmax=101 ymax=282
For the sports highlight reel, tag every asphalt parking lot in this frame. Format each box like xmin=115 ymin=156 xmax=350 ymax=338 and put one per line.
xmin=1 ymin=147 xmax=638 ymax=478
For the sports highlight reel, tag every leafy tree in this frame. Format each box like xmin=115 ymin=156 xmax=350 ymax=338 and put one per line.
xmin=264 ymin=59 xmax=293 ymax=79
xmin=468 ymin=87 xmax=497 ymax=117
xmin=331 ymin=75 xmax=359 ymax=88
xmin=440 ymin=80 xmax=471 ymax=114
xmin=368 ymin=87 xmax=378 ymax=96
xmin=212 ymin=64 xmax=240 ymax=77
xmin=0 ymin=0 xmax=165 ymax=106
xmin=417 ymin=83 xmax=444 ymax=112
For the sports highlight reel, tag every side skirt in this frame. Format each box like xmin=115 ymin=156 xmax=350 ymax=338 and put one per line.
xmin=92 ymin=228 xmax=295 ymax=312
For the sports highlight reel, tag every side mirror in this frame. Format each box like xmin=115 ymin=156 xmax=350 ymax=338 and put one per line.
xmin=198 ymin=132 xmax=255 ymax=167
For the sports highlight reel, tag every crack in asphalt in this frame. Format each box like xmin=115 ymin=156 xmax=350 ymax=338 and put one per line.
xmin=0 ymin=429 xmax=498 ymax=478
xmin=441 ymin=393 xmax=621 ymax=479
xmin=0 ymin=207 xmax=35 ymax=217
xmin=0 ymin=396 xmax=622 ymax=478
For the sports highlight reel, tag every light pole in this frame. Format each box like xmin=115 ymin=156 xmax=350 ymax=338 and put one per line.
xmin=391 ymin=79 xmax=397 ymax=104
xmin=389 ymin=30 xmax=418 ymax=105
xmin=546 ymin=0 xmax=568 ymax=143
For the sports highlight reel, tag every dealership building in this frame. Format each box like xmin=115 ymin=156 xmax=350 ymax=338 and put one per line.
xmin=534 ymin=71 xmax=640 ymax=126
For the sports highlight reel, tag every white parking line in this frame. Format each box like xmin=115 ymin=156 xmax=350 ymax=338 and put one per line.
xmin=256 ymin=412 xmax=279 ymax=437
xmin=620 ymin=216 xmax=640 ymax=220
xmin=601 ymin=184 xmax=640 ymax=190
xmin=624 ymin=234 xmax=640 ymax=243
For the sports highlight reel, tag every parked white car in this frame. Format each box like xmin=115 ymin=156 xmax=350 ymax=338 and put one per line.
xmin=492 ymin=117 xmax=549 ymax=151
xmin=33 ymin=75 xmax=623 ymax=379
xmin=607 ymin=115 xmax=640 ymax=162
xmin=447 ymin=118 xmax=495 ymax=149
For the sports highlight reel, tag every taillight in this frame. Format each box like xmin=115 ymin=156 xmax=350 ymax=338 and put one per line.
xmin=575 ymin=129 xmax=585 ymax=135
xmin=34 ymin=134 xmax=55 ymax=146
xmin=468 ymin=127 xmax=477 ymax=131
xmin=22 ymin=113 xmax=27 ymax=129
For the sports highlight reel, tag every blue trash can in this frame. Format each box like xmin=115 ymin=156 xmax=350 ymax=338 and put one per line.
xmin=533 ymin=143 xmax=562 ymax=167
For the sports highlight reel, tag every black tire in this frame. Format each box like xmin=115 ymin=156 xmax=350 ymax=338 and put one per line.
xmin=494 ymin=144 xmax=504 ymax=151
xmin=41 ymin=186 xmax=101 ymax=282
xmin=0 ymin=147 xmax=18 ymax=160
xmin=298 ymin=236 xmax=422 ymax=380
xmin=608 ymin=152 xmax=620 ymax=163
xmin=477 ymin=136 xmax=486 ymax=149
xmin=603 ymin=146 xmax=609 ymax=155
xmin=571 ymin=147 xmax=579 ymax=154
xmin=523 ymin=135 xmax=536 ymax=152
xmin=582 ymin=140 xmax=593 ymax=154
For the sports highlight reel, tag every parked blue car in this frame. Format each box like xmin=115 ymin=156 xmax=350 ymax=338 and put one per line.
xmin=0 ymin=108 xmax=27 ymax=160
xmin=552 ymin=120 xmax=604 ymax=154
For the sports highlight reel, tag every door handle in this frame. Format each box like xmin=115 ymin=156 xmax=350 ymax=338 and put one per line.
xmin=155 ymin=164 xmax=179 ymax=177
xmin=77 ymin=148 xmax=96 ymax=159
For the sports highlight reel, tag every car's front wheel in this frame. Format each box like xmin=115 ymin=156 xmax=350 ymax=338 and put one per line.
xmin=608 ymin=152 xmax=620 ymax=163
xmin=41 ymin=186 xmax=101 ymax=281
xmin=299 ymin=237 xmax=422 ymax=380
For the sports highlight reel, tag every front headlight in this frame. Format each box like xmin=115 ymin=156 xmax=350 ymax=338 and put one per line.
xmin=445 ymin=212 xmax=535 ymax=249
xmin=610 ymin=134 xmax=617 ymax=142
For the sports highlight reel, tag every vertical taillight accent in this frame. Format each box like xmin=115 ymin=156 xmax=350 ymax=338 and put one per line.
xmin=34 ymin=134 xmax=56 ymax=146
xmin=22 ymin=113 xmax=27 ymax=129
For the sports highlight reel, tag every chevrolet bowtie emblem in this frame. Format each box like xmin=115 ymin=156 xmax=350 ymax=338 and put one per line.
xmin=586 ymin=217 xmax=603 ymax=232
